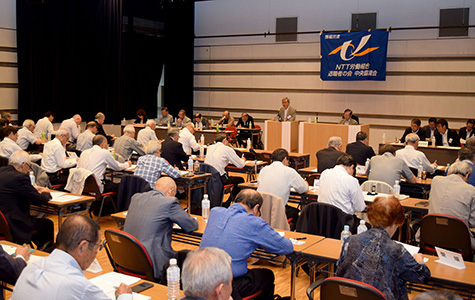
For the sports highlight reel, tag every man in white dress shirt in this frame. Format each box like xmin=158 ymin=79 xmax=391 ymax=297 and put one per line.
xmin=60 ymin=114 xmax=82 ymax=143
xmin=179 ymin=123 xmax=200 ymax=154
xmin=205 ymin=134 xmax=246 ymax=203
xmin=318 ymin=154 xmax=366 ymax=215
xmin=0 ymin=127 xmax=41 ymax=162
xmin=137 ymin=119 xmax=158 ymax=146
xmin=11 ymin=215 xmax=132 ymax=300
xmin=17 ymin=119 xmax=47 ymax=151
xmin=396 ymin=133 xmax=437 ymax=175
xmin=34 ymin=111 xmax=55 ymax=139
xmin=78 ymin=135 xmax=131 ymax=194
xmin=257 ymin=148 xmax=308 ymax=223
xmin=42 ymin=129 xmax=77 ymax=185
xmin=76 ymin=122 xmax=98 ymax=152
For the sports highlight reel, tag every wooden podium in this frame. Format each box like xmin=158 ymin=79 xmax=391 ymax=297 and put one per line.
xmin=264 ymin=120 xmax=299 ymax=152
xmin=298 ymin=122 xmax=370 ymax=166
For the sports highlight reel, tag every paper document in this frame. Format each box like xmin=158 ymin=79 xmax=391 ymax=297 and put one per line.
xmin=180 ymin=170 xmax=189 ymax=176
xmin=125 ymin=165 xmax=137 ymax=171
xmin=363 ymin=192 xmax=407 ymax=202
xmin=90 ymin=272 xmax=150 ymax=300
xmin=245 ymin=160 xmax=263 ymax=166
xmin=395 ymin=241 xmax=428 ymax=263
xmin=1 ymin=245 xmax=44 ymax=265
xmin=50 ymin=194 xmax=84 ymax=203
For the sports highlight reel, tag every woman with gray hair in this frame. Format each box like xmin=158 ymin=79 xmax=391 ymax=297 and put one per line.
xmin=134 ymin=140 xmax=182 ymax=188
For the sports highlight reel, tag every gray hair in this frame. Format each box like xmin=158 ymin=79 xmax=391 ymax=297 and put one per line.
xmin=95 ymin=112 xmax=105 ymax=120
xmin=185 ymin=122 xmax=195 ymax=129
xmin=168 ymin=127 xmax=180 ymax=138
xmin=56 ymin=215 xmax=100 ymax=253
xmin=144 ymin=140 xmax=161 ymax=154
xmin=146 ymin=119 xmax=156 ymax=127
xmin=56 ymin=128 xmax=70 ymax=138
xmin=447 ymin=161 xmax=472 ymax=177
xmin=328 ymin=136 xmax=342 ymax=147
xmin=124 ymin=125 xmax=135 ymax=134
xmin=9 ymin=150 xmax=31 ymax=168
xmin=182 ymin=247 xmax=232 ymax=299
xmin=413 ymin=290 xmax=463 ymax=300
xmin=405 ymin=133 xmax=420 ymax=144
xmin=22 ymin=119 xmax=35 ymax=128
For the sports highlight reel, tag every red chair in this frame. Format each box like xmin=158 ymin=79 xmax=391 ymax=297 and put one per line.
xmin=104 ymin=229 xmax=156 ymax=282
xmin=82 ymin=175 xmax=117 ymax=223
xmin=307 ymin=277 xmax=387 ymax=300
xmin=225 ymin=126 xmax=238 ymax=146
xmin=420 ymin=213 xmax=474 ymax=261
xmin=0 ymin=211 xmax=13 ymax=241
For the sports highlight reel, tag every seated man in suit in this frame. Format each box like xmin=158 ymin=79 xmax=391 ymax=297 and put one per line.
xmin=400 ymin=118 xmax=426 ymax=142
xmin=276 ymin=97 xmax=297 ymax=122
xmin=368 ymin=144 xmax=417 ymax=186
xmin=113 ymin=125 xmax=145 ymax=161
xmin=422 ymin=117 xmax=438 ymax=142
xmin=319 ymin=154 xmax=365 ymax=215
xmin=338 ymin=108 xmax=358 ymax=125
xmin=124 ymin=177 xmax=198 ymax=281
xmin=157 ymin=107 xmax=173 ymax=126
xmin=345 ymin=131 xmax=375 ymax=165
xmin=435 ymin=118 xmax=460 ymax=147
xmin=0 ymin=150 xmax=54 ymax=250
xmin=316 ymin=136 xmax=346 ymax=173
xmin=217 ymin=110 xmax=235 ymax=127
xmin=42 ymin=128 xmax=78 ymax=185
xmin=459 ymin=119 xmax=475 ymax=142
xmin=236 ymin=112 xmax=256 ymax=147
xmin=161 ymin=127 xmax=189 ymax=170
xmin=76 ymin=121 xmax=98 ymax=152
xmin=177 ymin=109 xmax=192 ymax=128
xmin=94 ymin=112 xmax=115 ymax=146
xmin=193 ymin=113 xmax=208 ymax=129
xmin=429 ymin=161 xmax=475 ymax=250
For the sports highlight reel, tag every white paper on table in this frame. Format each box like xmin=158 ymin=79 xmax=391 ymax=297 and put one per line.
xmin=180 ymin=170 xmax=189 ymax=176
xmin=90 ymin=272 xmax=150 ymax=300
xmin=289 ymin=238 xmax=306 ymax=245
xmin=434 ymin=247 xmax=466 ymax=270
xmin=364 ymin=192 xmax=390 ymax=202
xmin=277 ymin=231 xmax=285 ymax=237
xmin=1 ymin=245 xmax=45 ymax=265
xmin=50 ymin=191 xmax=67 ymax=199
xmin=125 ymin=165 xmax=137 ymax=171
xmin=395 ymin=241 xmax=429 ymax=263
xmin=173 ymin=223 xmax=182 ymax=230
xmin=123 ymin=212 xmax=128 ymax=216
xmin=311 ymin=168 xmax=319 ymax=172
xmin=355 ymin=165 xmax=367 ymax=175
xmin=86 ymin=258 xmax=103 ymax=273
xmin=245 ymin=160 xmax=263 ymax=166
xmin=50 ymin=195 xmax=84 ymax=203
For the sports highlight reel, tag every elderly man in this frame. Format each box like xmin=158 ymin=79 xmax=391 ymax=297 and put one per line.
xmin=193 ymin=113 xmax=209 ymax=130
xmin=76 ymin=121 xmax=98 ymax=152
xmin=177 ymin=109 xmax=192 ymax=128
xmin=338 ymin=108 xmax=358 ymax=125
xmin=137 ymin=119 xmax=158 ymax=146
xmin=217 ymin=110 xmax=235 ymax=127
xmin=0 ymin=126 xmax=41 ymax=162
xmin=134 ymin=140 xmax=181 ymax=188
xmin=205 ymin=134 xmax=246 ymax=202
xmin=12 ymin=215 xmax=133 ymax=299
xmin=0 ymin=150 xmax=54 ymax=249
xmin=78 ymin=135 xmax=131 ymax=193
xmin=124 ymin=177 xmax=198 ymax=280
xmin=435 ymin=119 xmax=460 ymax=147
xmin=157 ymin=107 xmax=173 ymax=126
xmin=396 ymin=133 xmax=437 ymax=175
xmin=368 ymin=144 xmax=417 ymax=186
xmin=0 ymin=244 xmax=30 ymax=300
xmin=319 ymin=154 xmax=365 ymax=215
xmin=460 ymin=119 xmax=475 ymax=142
xmin=429 ymin=161 xmax=475 ymax=249
xmin=179 ymin=123 xmax=200 ymax=154
xmin=276 ymin=97 xmax=296 ymax=122
xmin=400 ymin=118 xmax=426 ymax=142
xmin=1 ymin=111 xmax=12 ymax=125
xmin=17 ymin=119 xmax=47 ymax=150
xmin=345 ymin=131 xmax=375 ymax=165
xmin=161 ymin=128 xmax=189 ymax=170
xmin=200 ymin=189 xmax=293 ymax=300
xmin=113 ymin=125 xmax=145 ymax=161
xmin=236 ymin=113 xmax=256 ymax=147
xmin=422 ymin=117 xmax=438 ymax=142
xmin=459 ymin=147 xmax=475 ymax=187
xmin=34 ymin=111 xmax=55 ymax=139
xmin=60 ymin=114 xmax=82 ymax=142
xmin=0 ymin=118 xmax=8 ymax=141
xmin=42 ymin=128 xmax=78 ymax=185
xmin=182 ymin=247 xmax=233 ymax=300
xmin=316 ymin=136 xmax=346 ymax=173
xmin=94 ymin=112 xmax=115 ymax=145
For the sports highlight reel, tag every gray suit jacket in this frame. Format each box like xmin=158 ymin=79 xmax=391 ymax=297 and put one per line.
xmin=276 ymin=106 xmax=297 ymax=122
xmin=123 ymin=190 xmax=199 ymax=279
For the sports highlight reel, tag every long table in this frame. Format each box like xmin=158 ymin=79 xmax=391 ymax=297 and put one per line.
xmin=380 ymin=143 xmax=459 ymax=166
xmin=235 ymin=148 xmax=310 ymax=170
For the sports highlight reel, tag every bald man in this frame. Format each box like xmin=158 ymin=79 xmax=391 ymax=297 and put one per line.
xmin=124 ymin=177 xmax=198 ymax=281
xmin=60 ymin=114 xmax=82 ymax=142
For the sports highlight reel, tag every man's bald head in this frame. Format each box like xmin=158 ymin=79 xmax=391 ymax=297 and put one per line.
xmin=155 ymin=177 xmax=177 ymax=197
xmin=73 ymin=114 xmax=82 ymax=125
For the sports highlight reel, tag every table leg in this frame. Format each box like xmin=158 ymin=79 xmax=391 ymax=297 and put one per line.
xmin=290 ymin=261 xmax=297 ymax=300
xmin=187 ymin=184 xmax=191 ymax=214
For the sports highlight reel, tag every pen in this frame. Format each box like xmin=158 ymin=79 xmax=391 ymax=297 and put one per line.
xmin=295 ymin=237 xmax=307 ymax=240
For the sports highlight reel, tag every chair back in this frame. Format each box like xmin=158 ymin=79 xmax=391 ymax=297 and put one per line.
xmin=307 ymin=277 xmax=386 ymax=300
xmin=260 ymin=192 xmax=290 ymax=230
xmin=0 ymin=210 xmax=13 ymax=241
xmin=0 ymin=156 xmax=8 ymax=167
xmin=360 ymin=180 xmax=394 ymax=194
xmin=82 ymin=175 xmax=102 ymax=201
xmin=225 ymin=126 xmax=237 ymax=142
xmin=117 ymin=175 xmax=152 ymax=211
xmin=104 ymin=229 xmax=156 ymax=281
xmin=420 ymin=213 xmax=473 ymax=261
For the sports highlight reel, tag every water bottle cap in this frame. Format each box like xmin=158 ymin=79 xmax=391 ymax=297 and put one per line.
xmin=204 ymin=194 xmax=208 ymax=199
xmin=395 ymin=180 xmax=399 ymax=184
xmin=344 ymin=225 xmax=350 ymax=230
xmin=170 ymin=258 xmax=177 ymax=265
xmin=360 ymin=220 xmax=365 ymax=225
xmin=30 ymin=171 xmax=34 ymax=175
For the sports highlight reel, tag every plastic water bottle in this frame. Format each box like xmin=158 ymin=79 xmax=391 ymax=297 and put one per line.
xmin=357 ymin=220 xmax=367 ymax=234
xmin=41 ymin=131 xmax=46 ymax=140
xmin=393 ymin=180 xmax=401 ymax=198
xmin=340 ymin=225 xmax=352 ymax=244
xmin=246 ymin=138 xmax=251 ymax=150
xmin=167 ymin=258 xmax=180 ymax=300
xmin=314 ymin=113 xmax=319 ymax=123
xmin=29 ymin=171 xmax=36 ymax=186
xmin=382 ymin=133 xmax=386 ymax=144
xmin=365 ymin=158 xmax=370 ymax=172
xmin=445 ymin=163 xmax=450 ymax=175
xmin=431 ymin=135 xmax=436 ymax=147
xmin=121 ymin=118 xmax=126 ymax=126
xmin=47 ymin=132 xmax=51 ymax=141
xmin=167 ymin=120 xmax=171 ymax=128
xmin=194 ymin=160 xmax=200 ymax=173
xmin=188 ymin=157 xmax=194 ymax=173
xmin=202 ymin=194 xmax=210 ymax=222
xmin=200 ymin=134 xmax=205 ymax=145
xmin=417 ymin=162 xmax=423 ymax=179
xmin=199 ymin=145 xmax=204 ymax=158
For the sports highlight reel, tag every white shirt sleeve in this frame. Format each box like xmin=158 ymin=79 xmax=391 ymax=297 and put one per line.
xmin=350 ymin=181 xmax=366 ymax=213
xmin=55 ymin=147 xmax=77 ymax=169
xmin=226 ymin=147 xmax=245 ymax=168
xmin=290 ymin=169 xmax=308 ymax=193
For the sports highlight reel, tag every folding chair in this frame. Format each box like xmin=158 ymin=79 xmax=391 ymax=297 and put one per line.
xmin=82 ymin=175 xmax=117 ymax=223
xmin=307 ymin=277 xmax=386 ymax=300
xmin=0 ymin=211 xmax=13 ymax=241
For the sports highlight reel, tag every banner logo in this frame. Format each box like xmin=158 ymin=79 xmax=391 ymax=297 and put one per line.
xmin=329 ymin=35 xmax=379 ymax=61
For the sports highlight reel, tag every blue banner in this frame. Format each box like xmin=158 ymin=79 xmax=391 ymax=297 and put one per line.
xmin=320 ymin=31 xmax=388 ymax=81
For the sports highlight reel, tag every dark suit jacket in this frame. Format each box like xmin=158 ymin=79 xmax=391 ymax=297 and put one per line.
xmin=345 ymin=141 xmax=376 ymax=165
xmin=0 ymin=166 xmax=51 ymax=244
xmin=0 ymin=246 xmax=27 ymax=300
xmin=161 ymin=137 xmax=189 ymax=170
xmin=459 ymin=127 xmax=475 ymax=140
xmin=316 ymin=147 xmax=345 ymax=173
xmin=400 ymin=127 xmax=426 ymax=143
xmin=422 ymin=125 xmax=438 ymax=139
xmin=236 ymin=116 xmax=255 ymax=128
xmin=94 ymin=120 xmax=113 ymax=145
xmin=435 ymin=129 xmax=460 ymax=147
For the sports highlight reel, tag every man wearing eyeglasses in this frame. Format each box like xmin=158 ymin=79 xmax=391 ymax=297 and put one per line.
xmin=12 ymin=215 xmax=133 ymax=299
xmin=200 ymin=189 xmax=293 ymax=300
xmin=0 ymin=150 xmax=54 ymax=251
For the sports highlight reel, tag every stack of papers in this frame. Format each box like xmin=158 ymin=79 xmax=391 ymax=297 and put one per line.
xmin=89 ymin=272 xmax=151 ymax=300
xmin=363 ymin=192 xmax=408 ymax=202
xmin=125 ymin=165 xmax=137 ymax=171
xmin=50 ymin=191 xmax=83 ymax=203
